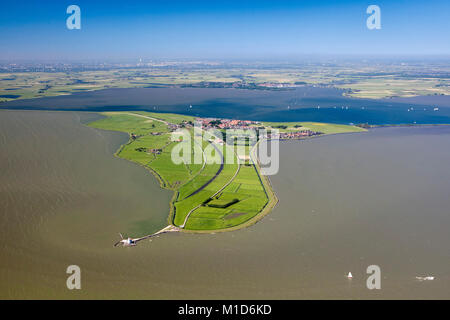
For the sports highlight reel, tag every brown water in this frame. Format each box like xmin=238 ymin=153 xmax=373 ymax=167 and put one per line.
xmin=0 ymin=110 xmax=449 ymax=299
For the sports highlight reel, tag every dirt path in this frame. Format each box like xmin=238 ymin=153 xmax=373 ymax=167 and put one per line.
xmin=134 ymin=225 xmax=181 ymax=243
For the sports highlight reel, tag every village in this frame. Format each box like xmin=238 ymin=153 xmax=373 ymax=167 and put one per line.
xmin=195 ymin=117 xmax=323 ymax=140
xmin=271 ymin=130 xmax=322 ymax=140
xmin=132 ymin=115 xmax=323 ymax=156
xmin=196 ymin=117 xmax=258 ymax=130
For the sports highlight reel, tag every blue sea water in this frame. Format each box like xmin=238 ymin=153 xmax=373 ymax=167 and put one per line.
xmin=1 ymin=87 xmax=449 ymax=125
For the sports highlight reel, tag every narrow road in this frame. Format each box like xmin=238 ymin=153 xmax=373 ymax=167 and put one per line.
xmin=124 ymin=112 xmax=169 ymax=125
xmin=134 ymin=225 xmax=180 ymax=243
xmin=182 ymin=137 xmax=207 ymax=197
xmin=183 ymin=141 xmax=223 ymax=199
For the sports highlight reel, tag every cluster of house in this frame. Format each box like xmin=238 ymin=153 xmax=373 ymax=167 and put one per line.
xmin=197 ymin=118 xmax=258 ymax=130
xmin=148 ymin=148 xmax=162 ymax=154
xmin=257 ymin=82 xmax=306 ymax=88
xmin=268 ymin=130 xmax=322 ymax=140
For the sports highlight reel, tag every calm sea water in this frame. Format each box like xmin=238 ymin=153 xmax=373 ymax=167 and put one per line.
xmin=1 ymin=87 xmax=450 ymax=124
xmin=0 ymin=110 xmax=449 ymax=299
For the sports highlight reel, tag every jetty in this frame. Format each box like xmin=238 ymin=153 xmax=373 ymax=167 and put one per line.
xmin=137 ymin=225 xmax=180 ymax=241
xmin=115 ymin=225 xmax=180 ymax=247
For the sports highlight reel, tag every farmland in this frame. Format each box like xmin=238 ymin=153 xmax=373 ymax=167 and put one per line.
xmin=88 ymin=111 xmax=363 ymax=232
xmin=1 ymin=61 xmax=449 ymax=103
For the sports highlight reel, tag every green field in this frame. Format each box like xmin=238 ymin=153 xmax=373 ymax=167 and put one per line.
xmin=89 ymin=112 xmax=170 ymax=135
xmin=88 ymin=111 xmax=364 ymax=233
xmin=261 ymin=121 xmax=367 ymax=134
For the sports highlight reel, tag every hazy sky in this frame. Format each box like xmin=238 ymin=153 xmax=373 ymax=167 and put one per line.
xmin=1 ymin=0 xmax=449 ymax=60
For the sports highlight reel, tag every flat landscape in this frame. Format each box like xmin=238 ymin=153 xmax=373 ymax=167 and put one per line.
xmin=1 ymin=61 xmax=449 ymax=103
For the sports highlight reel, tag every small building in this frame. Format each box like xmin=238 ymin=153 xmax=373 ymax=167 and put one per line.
xmin=149 ymin=148 xmax=162 ymax=154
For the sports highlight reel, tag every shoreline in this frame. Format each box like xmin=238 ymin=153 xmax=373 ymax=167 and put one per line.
xmin=81 ymin=111 xmax=283 ymax=235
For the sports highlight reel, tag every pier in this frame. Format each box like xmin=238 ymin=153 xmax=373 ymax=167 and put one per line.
xmin=115 ymin=225 xmax=180 ymax=247
xmin=136 ymin=225 xmax=181 ymax=242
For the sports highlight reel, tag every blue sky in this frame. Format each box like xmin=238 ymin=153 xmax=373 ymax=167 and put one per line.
xmin=1 ymin=0 xmax=449 ymax=60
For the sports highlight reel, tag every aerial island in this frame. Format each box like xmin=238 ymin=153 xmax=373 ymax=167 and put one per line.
xmin=88 ymin=111 xmax=365 ymax=234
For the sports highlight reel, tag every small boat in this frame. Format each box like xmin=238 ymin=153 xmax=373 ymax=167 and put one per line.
xmin=347 ymin=272 xmax=353 ymax=279
xmin=415 ymin=276 xmax=435 ymax=281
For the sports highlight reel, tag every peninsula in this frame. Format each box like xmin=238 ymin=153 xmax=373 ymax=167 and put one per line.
xmin=88 ymin=111 xmax=365 ymax=233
